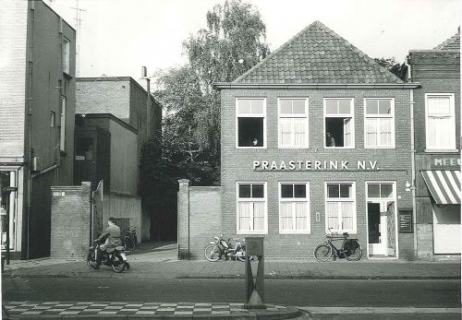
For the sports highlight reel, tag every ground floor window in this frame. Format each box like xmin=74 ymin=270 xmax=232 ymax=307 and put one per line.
xmin=433 ymin=204 xmax=460 ymax=254
xmin=279 ymin=182 xmax=310 ymax=234
xmin=325 ymin=182 xmax=356 ymax=233
xmin=236 ymin=182 xmax=267 ymax=234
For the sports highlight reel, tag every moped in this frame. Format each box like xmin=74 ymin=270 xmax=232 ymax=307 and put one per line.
xmin=87 ymin=239 xmax=129 ymax=272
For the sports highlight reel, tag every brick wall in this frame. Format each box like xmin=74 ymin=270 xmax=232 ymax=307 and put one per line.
xmin=220 ymin=87 xmax=414 ymax=260
xmin=0 ymin=0 xmax=28 ymax=158
xmin=177 ymin=180 xmax=222 ymax=259
xmin=50 ymin=182 xmax=91 ymax=259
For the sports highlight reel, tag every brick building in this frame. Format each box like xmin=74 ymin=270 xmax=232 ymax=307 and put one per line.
xmin=75 ymin=77 xmax=162 ymax=242
xmin=0 ymin=0 xmax=76 ymax=259
xmin=214 ymin=21 xmax=419 ymax=260
xmin=408 ymin=31 xmax=461 ymax=259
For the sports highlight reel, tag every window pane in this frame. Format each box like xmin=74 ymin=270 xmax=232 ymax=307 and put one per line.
xmin=341 ymin=202 xmax=354 ymax=230
xmin=381 ymin=184 xmax=393 ymax=198
xmin=252 ymin=184 xmax=264 ymax=198
xmin=280 ymin=100 xmax=292 ymax=114
xmin=368 ymin=184 xmax=380 ymax=198
xmin=281 ymin=184 xmax=293 ymax=198
xmin=378 ymin=100 xmax=391 ymax=114
xmin=338 ymin=100 xmax=351 ymax=114
xmin=238 ymin=117 xmax=264 ymax=147
xmin=238 ymin=100 xmax=251 ymax=114
xmin=239 ymin=185 xmax=251 ymax=198
xmin=428 ymin=96 xmax=450 ymax=116
xmin=326 ymin=202 xmax=339 ymax=230
xmin=365 ymin=118 xmax=377 ymax=147
xmin=327 ymin=185 xmax=339 ymax=198
xmin=238 ymin=202 xmax=252 ymax=231
xmin=253 ymin=202 xmax=265 ymax=231
xmin=295 ymin=202 xmax=307 ymax=230
xmin=366 ymin=100 xmax=379 ymax=114
xmin=279 ymin=118 xmax=292 ymax=146
xmin=294 ymin=184 xmax=306 ymax=198
xmin=280 ymin=203 xmax=293 ymax=231
xmin=293 ymin=118 xmax=307 ymax=147
xmin=340 ymin=184 xmax=352 ymax=198
xmin=292 ymin=100 xmax=305 ymax=114
xmin=251 ymin=99 xmax=264 ymax=114
xmin=325 ymin=100 xmax=337 ymax=114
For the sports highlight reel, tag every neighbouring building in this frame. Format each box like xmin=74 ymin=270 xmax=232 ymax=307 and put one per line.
xmin=0 ymin=0 xmax=76 ymax=259
xmin=75 ymin=77 xmax=162 ymax=242
xmin=408 ymin=31 xmax=461 ymax=260
xmin=212 ymin=21 xmax=420 ymax=260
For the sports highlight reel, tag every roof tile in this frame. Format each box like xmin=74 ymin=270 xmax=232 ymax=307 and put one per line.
xmin=235 ymin=21 xmax=402 ymax=84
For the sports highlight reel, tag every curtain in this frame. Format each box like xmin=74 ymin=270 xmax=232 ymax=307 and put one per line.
xmin=253 ymin=202 xmax=265 ymax=231
xmin=280 ymin=203 xmax=293 ymax=231
xmin=294 ymin=202 xmax=307 ymax=231
xmin=279 ymin=118 xmax=292 ymax=146
xmin=326 ymin=202 xmax=339 ymax=230
xmin=341 ymin=202 xmax=354 ymax=230
xmin=379 ymin=118 xmax=392 ymax=146
xmin=294 ymin=118 xmax=307 ymax=147
xmin=238 ymin=202 xmax=251 ymax=231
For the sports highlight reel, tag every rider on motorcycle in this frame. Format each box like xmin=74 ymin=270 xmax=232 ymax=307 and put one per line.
xmin=95 ymin=217 xmax=122 ymax=269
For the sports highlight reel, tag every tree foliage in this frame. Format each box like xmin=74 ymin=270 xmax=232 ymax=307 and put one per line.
xmin=374 ymin=57 xmax=408 ymax=81
xmin=139 ymin=1 xmax=270 ymax=239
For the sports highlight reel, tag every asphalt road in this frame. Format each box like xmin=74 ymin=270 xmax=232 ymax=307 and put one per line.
xmin=2 ymin=277 xmax=460 ymax=308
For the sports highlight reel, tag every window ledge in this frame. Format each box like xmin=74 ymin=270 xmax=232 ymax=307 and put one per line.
xmin=424 ymin=149 xmax=459 ymax=153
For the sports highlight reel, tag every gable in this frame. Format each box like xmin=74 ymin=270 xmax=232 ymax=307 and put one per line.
xmin=234 ymin=21 xmax=403 ymax=85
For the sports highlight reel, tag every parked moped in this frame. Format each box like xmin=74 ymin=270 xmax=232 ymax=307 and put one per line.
xmin=204 ymin=234 xmax=247 ymax=262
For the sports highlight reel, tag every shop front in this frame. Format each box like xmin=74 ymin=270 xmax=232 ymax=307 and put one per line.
xmin=420 ymin=162 xmax=460 ymax=255
xmin=0 ymin=168 xmax=23 ymax=260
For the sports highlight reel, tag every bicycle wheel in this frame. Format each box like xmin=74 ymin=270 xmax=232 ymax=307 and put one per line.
xmin=314 ymin=243 xmax=333 ymax=262
xmin=204 ymin=244 xmax=221 ymax=262
xmin=345 ymin=245 xmax=362 ymax=261
xmin=124 ymin=236 xmax=135 ymax=251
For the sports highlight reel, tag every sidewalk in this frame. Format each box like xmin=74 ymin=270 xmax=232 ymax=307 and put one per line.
xmin=2 ymin=242 xmax=460 ymax=280
xmin=2 ymin=242 xmax=461 ymax=319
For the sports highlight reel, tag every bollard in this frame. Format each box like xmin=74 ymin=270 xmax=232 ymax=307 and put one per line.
xmin=244 ymin=237 xmax=265 ymax=309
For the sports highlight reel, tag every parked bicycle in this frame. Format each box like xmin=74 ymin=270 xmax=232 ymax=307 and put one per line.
xmin=314 ymin=228 xmax=362 ymax=262
xmin=123 ymin=225 xmax=137 ymax=251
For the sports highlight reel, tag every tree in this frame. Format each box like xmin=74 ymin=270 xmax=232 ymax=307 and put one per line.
xmin=374 ymin=57 xmax=408 ymax=81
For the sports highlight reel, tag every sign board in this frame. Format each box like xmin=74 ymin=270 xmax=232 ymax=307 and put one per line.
xmin=399 ymin=211 xmax=413 ymax=233
xmin=245 ymin=237 xmax=264 ymax=255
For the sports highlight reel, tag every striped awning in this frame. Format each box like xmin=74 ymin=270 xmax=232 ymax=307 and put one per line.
xmin=421 ymin=170 xmax=461 ymax=204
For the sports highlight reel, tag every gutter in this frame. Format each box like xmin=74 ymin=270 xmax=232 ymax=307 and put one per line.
xmin=213 ymin=82 xmax=421 ymax=90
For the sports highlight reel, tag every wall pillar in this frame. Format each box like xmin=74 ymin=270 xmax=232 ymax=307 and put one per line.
xmin=177 ymin=179 xmax=190 ymax=259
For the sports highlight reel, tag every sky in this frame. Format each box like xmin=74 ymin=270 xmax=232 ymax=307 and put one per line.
xmin=46 ymin=0 xmax=461 ymax=86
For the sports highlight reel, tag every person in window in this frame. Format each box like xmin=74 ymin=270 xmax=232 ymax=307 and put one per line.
xmin=252 ymin=137 xmax=259 ymax=146
xmin=95 ymin=217 xmax=122 ymax=269
xmin=326 ymin=132 xmax=336 ymax=147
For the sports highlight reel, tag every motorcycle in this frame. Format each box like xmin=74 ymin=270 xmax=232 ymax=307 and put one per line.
xmin=87 ymin=239 xmax=129 ymax=273
xmin=204 ymin=234 xmax=248 ymax=262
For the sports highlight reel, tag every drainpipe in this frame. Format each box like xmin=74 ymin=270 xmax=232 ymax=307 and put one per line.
xmin=409 ymin=74 xmax=418 ymax=259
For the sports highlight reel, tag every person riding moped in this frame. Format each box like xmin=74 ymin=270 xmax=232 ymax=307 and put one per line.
xmin=95 ymin=217 xmax=122 ymax=269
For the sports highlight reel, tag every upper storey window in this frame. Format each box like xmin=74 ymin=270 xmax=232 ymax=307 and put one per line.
xmin=236 ymin=98 xmax=266 ymax=148
xmin=278 ymin=98 xmax=309 ymax=148
xmin=425 ymin=94 xmax=456 ymax=150
xmin=324 ymin=98 xmax=354 ymax=148
xmin=62 ymin=37 xmax=70 ymax=74
xmin=364 ymin=99 xmax=395 ymax=148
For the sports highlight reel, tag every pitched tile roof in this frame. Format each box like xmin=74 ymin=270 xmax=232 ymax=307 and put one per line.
xmin=434 ymin=31 xmax=460 ymax=51
xmin=234 ymin=21 xmax=403 ymax=84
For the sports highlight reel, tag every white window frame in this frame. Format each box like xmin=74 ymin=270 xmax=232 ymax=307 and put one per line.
xmin=62 ymin=37 xmax=70 ymax=74
xmin=323 ymin=98 xmax=355 ymax=148
xmin=236 ymin=98 xmax=266 ymax=149
xmin=60 ymin=96 xmax=66 ymax=152
xmin=324 ymin=182 xmax=356 ymax=233
xmin=425 ymin=93 xmax=456 ymax=151
xmin=278 ymin=182 xmax=310 ymax=234
xmin=364 ymin=98 xmax=395 ymax=149
xmin=236 ymin=182 xmax=268 ymax=234
xmin=278 ymin=98 xmax=309 ymax=148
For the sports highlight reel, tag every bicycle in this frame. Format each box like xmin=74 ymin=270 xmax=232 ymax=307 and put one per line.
xmin=313 ymin=228 xmax=362 ymax=262
xmin=123 ymin=225 xmax=137 ymax=251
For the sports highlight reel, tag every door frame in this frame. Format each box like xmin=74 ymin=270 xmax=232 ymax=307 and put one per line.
xmin=365 ymin=182 xmax=398 ymax=259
